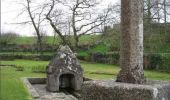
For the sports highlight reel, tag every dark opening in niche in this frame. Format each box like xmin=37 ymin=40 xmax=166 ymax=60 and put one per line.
xmin=59 ymin=74 xmax=75 ymax=90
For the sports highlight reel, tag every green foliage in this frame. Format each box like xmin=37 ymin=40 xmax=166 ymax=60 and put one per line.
xmin=78 ymin=51 xmax=89 ymax=57
xmin=144 ymin=53 xmax=163 ymax=70
xmin=150 ymin=54 xmax=163 ymax=69
xmin=144 ymin=53 xmax=170 ymax=72
xmin=77 ymin=43 xmax=109 ymax=61
xmin=31 ymin=66 xmax=46 ymax=73
xmin=87 ymin=52 xmax=170 ymax=72
xmin=79 ymin=35 xmax=101 ymax=45
xmin=0 ymin=52 xmax=52 ymax=56
xmin=90 ymin=52 xmax=120 ymax=65
xmin=101 ymin=26 xmax=120 ymax=51
xmin=0 ymin=53 xmax=52 ymax=61
xmin=89 ymin=43 xmax=109 ymax=53
xmin=15 ymin=66 xmax=25 ymax=71
xmin=161 ymin=54 xmax=170 ymax=72
xmin=0 ymin=32 xmax=18 ymax=45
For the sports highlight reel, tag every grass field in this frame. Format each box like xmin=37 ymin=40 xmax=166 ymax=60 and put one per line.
xmin=14 ymin=35 xmax=100 ymax=45
xmin=0 ymin=59 xmax=170 ymax=100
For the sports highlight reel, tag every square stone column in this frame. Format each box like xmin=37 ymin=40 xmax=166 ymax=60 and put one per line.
xmin=116 ymin=0 xmax=145 ymax=84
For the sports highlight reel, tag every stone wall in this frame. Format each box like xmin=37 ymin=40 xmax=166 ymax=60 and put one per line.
xmin=81 ymin=80 xmax=170 ymax=100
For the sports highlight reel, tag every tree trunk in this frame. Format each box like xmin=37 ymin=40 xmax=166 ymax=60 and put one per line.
xmin=75 ymin=36 xmax=79 ymax=48
xmin=37 ymin=36 xmax=43 ymax=54
xmin=26 ymin=0 xmax=42 ymax=54
xmin=116 ymin=0 xmax=145 ymax=84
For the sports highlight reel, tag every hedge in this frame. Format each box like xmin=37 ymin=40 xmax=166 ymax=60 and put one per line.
xmin=0 ymin=54 xmax=52 ymax=61
xmin=0 ymin=52 xmax=170 ymax=72
xmin=80 ymin=52 xmax=170 ymax=72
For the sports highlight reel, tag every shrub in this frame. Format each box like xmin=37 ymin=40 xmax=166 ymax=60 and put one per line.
xmin=150 ymin=54 xmax=163 ymax=70
xmin=144 ymin=53 xmax=163 ymax=70
xmin=161 ymin=54 xmax=170 ymax=72
xmin=0 ymin=54 xmax=52 ymax=61
xmin=77 ymin=52 xmax=89 ymax=60
xmin=90 ymin=52 xmax=169 ymax=72
xmin=90 ymin=52 xmax=119 ymax=65
xmin=0 ymin=32 xmax=18 ymax=45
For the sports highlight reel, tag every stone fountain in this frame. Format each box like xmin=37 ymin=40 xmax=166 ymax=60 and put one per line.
xmin=46 ymin=45 xmax=83 ymax=92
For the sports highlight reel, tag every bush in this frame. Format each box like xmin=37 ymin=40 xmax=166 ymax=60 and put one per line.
xmin=90 ymin=52 xmax=120 ymax=65
xmin=0 ymin=54 xmax=52 ymax=61
xmin=0 ymin=32 xmax=18 ymax=45
xmin=77 ymin=52 xmax=89 ymax=60
xmin=144 ymin=53 xmax=170 ymax=72
xmin=90 ymin=52 xmax=169 ymax=72
xmin=161 ymin=54 xmax=170 ymax=72
xmin=144 ymin=53 xmax=163 ymax=70
xmin=150 ymin=54 xmax=163 ymax=69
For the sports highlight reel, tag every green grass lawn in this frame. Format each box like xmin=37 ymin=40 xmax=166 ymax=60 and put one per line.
xmin=0 ymin=59 xmax=170 ymax=100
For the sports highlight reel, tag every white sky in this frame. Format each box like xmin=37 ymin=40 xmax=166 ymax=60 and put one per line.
xmin=1 ymin=0 xmax=119 ymax=36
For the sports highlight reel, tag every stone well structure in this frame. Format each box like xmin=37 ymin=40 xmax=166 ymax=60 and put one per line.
xmin=46 ymin=45 xmax=83 ymax=92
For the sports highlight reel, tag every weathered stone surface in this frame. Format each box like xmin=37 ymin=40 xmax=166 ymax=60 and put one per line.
xmin=33 ymin=84 xmax=78 ymax=100
xmin=22 ymin=78 xmax=40 ymax=99
xmin=23 ymin=77 xmax=78 ymax=100
xmin=116 ymin=0 xmax=145 ymax=83
xmin=46 ymin=45 xmax=83 ymax=92
xmin=81 ymin=80 xmax=170 ymax=100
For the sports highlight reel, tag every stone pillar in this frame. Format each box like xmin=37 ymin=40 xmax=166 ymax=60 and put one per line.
xmin=116 ymin=0 xmax=145 ymax=84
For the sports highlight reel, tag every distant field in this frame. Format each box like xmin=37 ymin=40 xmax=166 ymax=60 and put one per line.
xmin=2 ymin=34 xmax=170 ymax=53
xmin=15 ymin=35 xmax=101 ymax=45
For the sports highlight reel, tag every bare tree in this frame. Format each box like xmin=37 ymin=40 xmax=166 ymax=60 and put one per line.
xmin=60 ymin=0 xmax=117 ymax=47
xmin=45 ymin=0 xmax=68 ymax=45
xmin=18 ymin=0 xmax=46 ymax=53
xmin=44 ymin=0 xmax=117 ymax=48
xmin=144 ymin=0 xmax=170 ymax=24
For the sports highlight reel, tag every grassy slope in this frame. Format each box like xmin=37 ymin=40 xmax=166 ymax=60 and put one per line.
xmin=15 ymin=36 xmax=36 ymax=44
xmin=12 ymin=34 xmax=170 ymax=53
xmin=1 ymin=60 xmax=170 ymax=100
xmin=15 ymin=35 xmax=100 ymax=45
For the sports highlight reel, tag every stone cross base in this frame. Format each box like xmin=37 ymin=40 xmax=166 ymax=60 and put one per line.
xmin=81 ymin=80 xmax=170 ymax=100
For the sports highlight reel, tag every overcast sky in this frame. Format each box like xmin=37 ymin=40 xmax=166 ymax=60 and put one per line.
xmin=1 ymin=0 xmax=119 ymax=36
